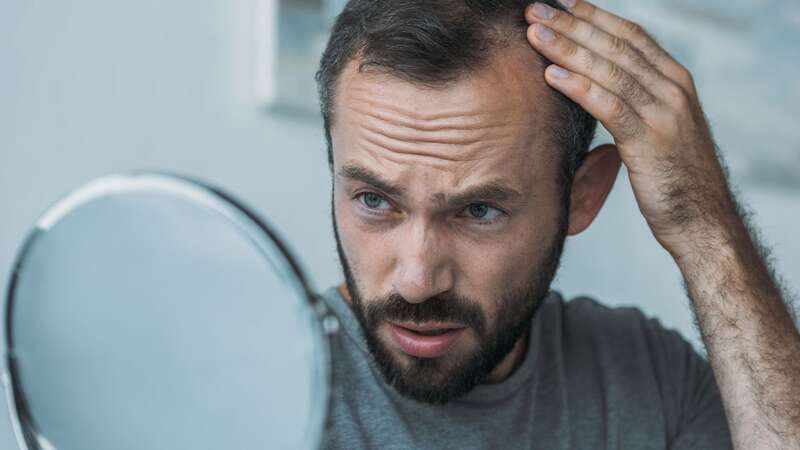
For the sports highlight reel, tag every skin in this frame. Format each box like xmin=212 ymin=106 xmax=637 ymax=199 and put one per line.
xmin=330 ymin=39 xmax=620 ymax=386
xmin=525 ymin=0 xmax=800 ymax=447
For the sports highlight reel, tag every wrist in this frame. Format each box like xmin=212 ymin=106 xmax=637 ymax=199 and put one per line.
xmin=664 ymin=211 xmax=750 ymax=270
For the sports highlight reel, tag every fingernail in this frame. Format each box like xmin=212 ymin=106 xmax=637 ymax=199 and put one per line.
xmin=531 ymin=2 xmax=555 ymax=19
xmin=535 ymin=24 xmax=555 ymax=42
xmin=549 ymin=65 xmax=570 ymax=79
xmin=557 ymin=0 xmax=576 ymax=8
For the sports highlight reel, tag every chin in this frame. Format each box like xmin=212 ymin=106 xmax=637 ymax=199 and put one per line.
xmin=368 ymin=324 xmax=487 ymax=405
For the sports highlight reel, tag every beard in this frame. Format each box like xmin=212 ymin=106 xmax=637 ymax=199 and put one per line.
xmin=331 ymin=195 xmax=568 ymax=405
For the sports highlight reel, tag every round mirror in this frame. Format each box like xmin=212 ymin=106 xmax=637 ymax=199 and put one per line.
xmin=2 ymin=172 xmax=333 ymax=450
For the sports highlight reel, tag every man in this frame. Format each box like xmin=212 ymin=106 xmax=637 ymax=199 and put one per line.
xmin=313 ymin=0 xmax=800 ymax=448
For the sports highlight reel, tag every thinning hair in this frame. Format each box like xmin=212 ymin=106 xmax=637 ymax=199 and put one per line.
xmin=315 ymin=0 xmax=598 ymax=195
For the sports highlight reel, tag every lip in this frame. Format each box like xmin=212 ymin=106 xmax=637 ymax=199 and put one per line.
xmin=388 ymin=322 xmax=466 ymax=358
xmin=393 ymin=321 xmax=465 ymax=332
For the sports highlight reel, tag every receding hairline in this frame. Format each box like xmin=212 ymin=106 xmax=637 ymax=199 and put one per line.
xmin=328 ymin=36 xmax=556 ymax=133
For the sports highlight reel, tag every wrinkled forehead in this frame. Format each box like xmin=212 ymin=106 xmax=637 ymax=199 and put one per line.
xmin=331 ymin=44 xmax=560 ymax=199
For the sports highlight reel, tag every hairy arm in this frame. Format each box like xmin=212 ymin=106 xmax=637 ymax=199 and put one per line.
xmin=524 ymin=0 xmax=800 ymax=446
xmin=676 ymin=204 xmax=800 ymax=447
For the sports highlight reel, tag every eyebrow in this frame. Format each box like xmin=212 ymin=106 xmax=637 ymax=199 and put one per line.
xmin=431 ymin=183 xmax=522 ymax=208
xmin=337 ymin=163 xmax=407 ymax=197
xmin=337 ymin=163 xmax=523 ymax=207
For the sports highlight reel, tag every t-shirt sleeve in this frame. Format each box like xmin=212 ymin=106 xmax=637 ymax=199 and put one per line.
xmin=563 ymin=296 xmax=733 ymax=449
xmin=638 ymin=312 xmax=733 ymax=449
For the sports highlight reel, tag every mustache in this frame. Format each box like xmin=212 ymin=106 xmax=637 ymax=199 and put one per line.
xmin=363 ymin=292 xmax=486 ymax=336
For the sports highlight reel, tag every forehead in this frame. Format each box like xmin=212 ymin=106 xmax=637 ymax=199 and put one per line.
xmin=331 ymin=43 xmax=559 ymax=198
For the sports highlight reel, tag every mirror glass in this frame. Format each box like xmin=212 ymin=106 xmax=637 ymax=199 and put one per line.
xmin=3 ymin=173 xmax=330 ymax=450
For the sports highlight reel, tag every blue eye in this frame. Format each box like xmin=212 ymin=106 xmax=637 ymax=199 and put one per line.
xmin=359 ymin=192 xmax=391 ymax=210
xmin=463 ymin=203 xmax=502 ymax=221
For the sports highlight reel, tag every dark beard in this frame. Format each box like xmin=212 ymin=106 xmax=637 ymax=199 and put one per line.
xmin=331 ymin=193 xmax=568 ymax=405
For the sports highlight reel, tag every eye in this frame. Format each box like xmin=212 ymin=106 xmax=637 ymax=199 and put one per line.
xmin=357 ymin=192 xmax=391 ymax=210
xmin=462 ymin=202 xmax=502 ymax=221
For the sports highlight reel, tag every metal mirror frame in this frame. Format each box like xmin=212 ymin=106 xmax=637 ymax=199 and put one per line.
xmin=1 ymin=172 xmax=334 ymax=450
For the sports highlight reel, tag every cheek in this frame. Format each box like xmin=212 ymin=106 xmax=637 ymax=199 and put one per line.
xmin=459 ymin=245 xmax=523 ymax=305
xmin=457 ymin=218 xmax=552 ymax=312
xmin=334 ymin=192 xmax=395 ymax=288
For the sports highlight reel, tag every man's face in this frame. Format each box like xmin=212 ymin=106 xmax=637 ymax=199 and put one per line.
xmin=330 ymin=44 xmax=568 ymax=404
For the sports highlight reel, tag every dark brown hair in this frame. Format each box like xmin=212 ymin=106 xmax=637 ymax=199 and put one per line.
xmin=315 ymin=0 xmax=597 ymax=194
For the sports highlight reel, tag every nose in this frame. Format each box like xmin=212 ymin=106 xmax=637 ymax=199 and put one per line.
xmin=391 ymin=220 xmax=454 ymax=304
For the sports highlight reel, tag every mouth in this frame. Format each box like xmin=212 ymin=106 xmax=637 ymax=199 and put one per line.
xmin=408 ymin=328 xmax=453 ymax=336
xmin=387 ymin=321 xmax=467 ymax=358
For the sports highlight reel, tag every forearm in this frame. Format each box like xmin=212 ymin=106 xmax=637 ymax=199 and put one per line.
xmin=675 ymin=213 xmax=800 ymax=448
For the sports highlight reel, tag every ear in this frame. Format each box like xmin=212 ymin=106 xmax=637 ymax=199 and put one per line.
xmin=567 ymin=144 xmax=622 ymax=236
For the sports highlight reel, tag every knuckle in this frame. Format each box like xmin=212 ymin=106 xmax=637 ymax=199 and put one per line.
xmin=608 ymin=35 xmax=628 ymax=57
xmin=565 ymin=14 xmax=580 ymax=34
xmin=674 ymin=65 xmax=696 ymax=89
xmin=664 ymin=82 xmax=690 ymax=109
xmin=577 ymin=77 xmax=593 ymax=96
xmin=609 ymin=95 xmax=628 ymax=119
xmin=622 ymin=20 xmax=643 ymax=37
xmin=629 ymin=46 xmax=654 ymax=71
xmin=608 ymin=63 xmax=626 ymax=84
xmin=583 ymin=3 xmax=597 ymax=21
xmin=586 ymin=23 xmax=604 ymax=43
xmin=565 ymin=41 xmax=581 ymax=59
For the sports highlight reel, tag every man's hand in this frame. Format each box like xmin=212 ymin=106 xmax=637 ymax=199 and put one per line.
xmin=524 ymin=0 xmax=736 ymax=261
xmin=524 ymin=1 xmax=800 ymax=448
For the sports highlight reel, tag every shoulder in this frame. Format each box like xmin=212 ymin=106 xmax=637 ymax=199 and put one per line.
xmin=537 ymin=291 xmax=731 ymax=447
xmin=536 ymin=291 xmax=712 ymax=408
xmin=538 ymin=291 xmax=691 ymax=357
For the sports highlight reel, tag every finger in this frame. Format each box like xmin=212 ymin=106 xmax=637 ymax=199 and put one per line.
xmin=564 ymin=0 xmax=693 ymax=91
xmin=527 ymin=23 xmax=659 ymax=114
xmin=542 ymin=64 xmax=645 ymax=143
xmin=525 ymin=2 xmax=679 ymax=104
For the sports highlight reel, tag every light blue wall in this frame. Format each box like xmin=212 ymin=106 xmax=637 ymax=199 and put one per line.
xmin=1 ymin=0 xmax=797 ymax=447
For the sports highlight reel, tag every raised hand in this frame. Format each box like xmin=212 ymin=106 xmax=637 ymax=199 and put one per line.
xmin=525 ymin=0 xmax=736 ymax=260
xmin=525 ymin=2 xmax=800 ymax=447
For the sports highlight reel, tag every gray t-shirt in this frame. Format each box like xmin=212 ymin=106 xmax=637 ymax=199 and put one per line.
xmin=317 ymin=285 xmax=732 ymax=449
